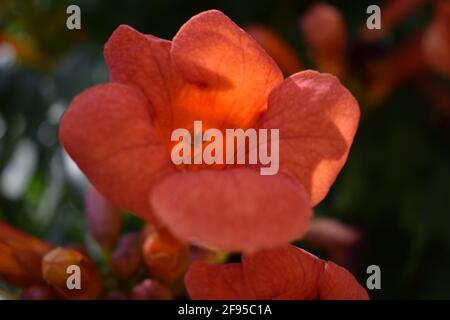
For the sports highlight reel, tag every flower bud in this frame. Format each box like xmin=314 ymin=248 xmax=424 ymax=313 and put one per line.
xmin=42 ymin=247 xmax=102 ymax=299
xmin=103 ymin=290 xmax=127 ymax=300
xmin=111 ymin=233 xmax=142 ymax=279
xmin=300 ymin=3 xmax=347 ymax=77
xmin=142 ymin=229 xmax=189 ymax=283
xmin=246 ymin=25 xmax=303 ymax=75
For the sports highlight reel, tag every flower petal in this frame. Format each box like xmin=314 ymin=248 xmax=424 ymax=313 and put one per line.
xmin=170 ymin=10 xmax=283 ymax=130
xmin=258 ymin=70 xmax=360 ymax=206
xmin=85 ymin=186 xmax=122 ymax=250
xmin=104 ymin=25 xmax=177 ymax=134
xmin=59 ymin=83 xmax=174 ymax=222
xmin=150 ymin=169 xmax=312 ymax=253
xmin=111 ymin=233 xmax=142 ymax=280
xmin=186 ymin=244 xmax=368 ymax=300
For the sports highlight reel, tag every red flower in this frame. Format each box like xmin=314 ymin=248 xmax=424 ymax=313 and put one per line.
xmin=185 ymin=244 xmax=368 ymax=300
xmin=59 ymin=10 xmax=359 ymax=252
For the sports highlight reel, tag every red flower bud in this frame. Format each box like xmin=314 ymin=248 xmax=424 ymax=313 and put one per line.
xmin=20 ymin=285 xmax=59 ymax=300
xmin=130 ymin=279 xmax=172 ymax=300
xmin=111 ymin=233 xmax=142 ymax=279
xmin=142 ymin=229 xmax=189 ymax=283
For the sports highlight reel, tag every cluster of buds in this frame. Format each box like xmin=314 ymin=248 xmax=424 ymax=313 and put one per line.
xmin=0 ymin=222 xmax=102 ymax=299
xmin=0 ymin=187 xmax=223 ymax=300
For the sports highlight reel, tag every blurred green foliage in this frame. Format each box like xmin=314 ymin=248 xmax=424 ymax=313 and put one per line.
xmin=0 ymin=0 xmax=449 ymax=299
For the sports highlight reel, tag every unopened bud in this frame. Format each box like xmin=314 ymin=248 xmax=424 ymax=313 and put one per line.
xmin=85 ymin=187 xmax=122 ymax=250
xmin=130 ymin=279 xmax=172 ymax=300
xmin=42 ymin=247 xmax=102 ymax=299
xmin=111 ymin=233 xmax=142 ymax=279
xmin=20 ymin=285 xmax=58 ymax=300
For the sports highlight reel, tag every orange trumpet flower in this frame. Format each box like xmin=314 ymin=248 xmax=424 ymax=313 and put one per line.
xmin=59 ymin=10 xmax=360 ymax=253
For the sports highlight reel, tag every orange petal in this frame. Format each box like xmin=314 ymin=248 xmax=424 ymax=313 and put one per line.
xmin=423 ymin=1 xmax=450 ymax=78
xmin=259 ymin=70 xmax=360 ymax=206
xmin=150 ymin=169 xmax=312 ymax=253
xmin=185 ymin=244 xmax=368 ymax=300
xmin=246 ymin=24 xmax=303 ymax=75
xmin=42 ymin=247 xmax=102 ymax=300
xmin=170 ymin=10 xmax=283 ymax=130
xmin=299 ymin=3 xmax=347 ymax=77
xmin=59 ymin=83 xmax=175 ymax=222
xmin=85 ymin=186 xmax=122 ymax=250
xmin=319 ymin=261 xmax=369 ymax=300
